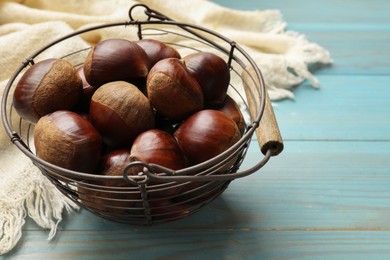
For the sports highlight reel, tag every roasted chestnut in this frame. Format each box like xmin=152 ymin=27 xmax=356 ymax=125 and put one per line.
xmin=13 ymin=58 xmax=82 ymax=123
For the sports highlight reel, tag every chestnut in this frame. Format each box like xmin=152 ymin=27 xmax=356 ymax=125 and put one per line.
xmin=183 ymin=52 xmax=230 ymax=108
xmin=72 ymin=65 xmax=98 ymax=113
xmin=13 ymin=58 xmax=82 ymax=123
xmin=217 ymin=95 xmax=246 ymax=135
xmin=130 ymin=129 xmax=188 ymax=171
xmin=34 ymin=110 xmax=101 ymax=173
xmin=148 ymin=199 xmax=191 ymax=222
xmin=136 ymin=39 xmax=181 ymax=67
xmin=89 ymin=81 xmax=155 ymax=148
xmin=98 ymin=148 xmax=131 ymax=175
xmin=78 ymin=149 xmax=141 ymax=213
xmin=83 ymin=38 xmax=150 ymax=87
xmin=146 ymin=58 xmax=203 ymax=120
xmin=130 ymin=129 xmax=189 ymax=198
xmin=174 ymin=109 xmax=241 ymax=165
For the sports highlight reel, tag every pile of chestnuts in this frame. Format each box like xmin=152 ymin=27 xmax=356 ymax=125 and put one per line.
xmin=13 ymin=38 xmax=246 ymax=218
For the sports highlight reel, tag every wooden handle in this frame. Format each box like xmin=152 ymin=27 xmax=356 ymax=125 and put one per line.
xmin=242 ymin=67 xmax=284 ymax=156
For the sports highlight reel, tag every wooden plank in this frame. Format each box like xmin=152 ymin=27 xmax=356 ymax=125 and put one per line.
xmin=9 ymin=230 xmax=390 ymax=259
xmin=212 ymin=1 xmax=390 ymax=75
xmin=300 ymin=30 xmax=390 ymax=75
xmin=273 ymin=75 xmax=390 ymax=141
xmin=212 ymin=0 xmax=390 ymax=25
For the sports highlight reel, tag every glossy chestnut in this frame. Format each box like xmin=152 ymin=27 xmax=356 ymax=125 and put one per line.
xmin=34 ymin=110 xmax=102 ymax=173
xmin=174 ymin=109 xmax=241 ymax=165
xmin=130 ymin=129 xmax=189 ymax=198
xmin=183 ymin=52 xmax=230 ymax=108
xmin=83 ymin=38 xmax=150 ymax=87
xmin=130 ymin=129 xmax=188 ymax=171
xmin=217 ymin=95 xmax=246 ymax=135
xmin=78 ymin=149 xmax=141 ymax=213
xmin=136 ymin=39 xmax=181 ymax=67
xmin=148 ymin=199 xmax=192 ymax=222
xmin=13 ymin=58 xmax=82 ymax=123
xmin=73 ymin=65 xmax=98 ymax=113
xmin=146 ymin=58 xmax=203 ymax=120
xmin=89 ymin=81 xmax=155 ymax=148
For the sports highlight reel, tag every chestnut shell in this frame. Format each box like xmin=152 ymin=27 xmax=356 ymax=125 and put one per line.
xmin=217 ymin=95 xmax=246 ymax=135
xmin=174 ymin=109 xmax=241 ymax=165
xmin=72 ymin=65 xmax=98 ymax=113
xmin=130 ymin=129 xmax=188 ymax=198
xmin=136 ymin=39 xmax=181 ymax=67
xmin=13 ymin=59 xmax=82 ymax=123
xmin=83 ymin=39 xmax=150 ymax=87
xmin=34 ymin=110 xmax=102 ymax=173
xmin=130 ymin=129 xmax=188 ymax=171
xmin=146 ymin=58 xmax=203 ymax=120
xmin=183 ymin=52 xmax=230 ymax=108
xmin=78 ymin=149 xmax=140 ymax=214
xmin=89 ymin=81 xmax=155 ymax=148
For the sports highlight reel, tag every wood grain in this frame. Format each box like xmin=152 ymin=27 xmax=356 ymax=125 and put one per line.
xmin=242 ymin=68 xmax=284 ymax=156
xmin=10 ymin=230 xmax=390 ymax=259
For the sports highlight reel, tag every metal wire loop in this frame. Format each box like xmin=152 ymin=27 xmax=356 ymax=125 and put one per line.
xmin=22 ymin=58 xmax=35 ymax=66
xmin=122 ymin=161 xmax=153 ymax=185
xmin=129 ymin=4 xmax=169 ymax=22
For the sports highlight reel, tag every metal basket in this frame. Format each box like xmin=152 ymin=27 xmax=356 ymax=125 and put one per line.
xmin=1 ymin=4 xmax=283 ymax=225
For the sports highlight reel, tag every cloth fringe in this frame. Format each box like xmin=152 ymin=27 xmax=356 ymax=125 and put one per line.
xmin=0 ymin=161 xmax=79 ymax=255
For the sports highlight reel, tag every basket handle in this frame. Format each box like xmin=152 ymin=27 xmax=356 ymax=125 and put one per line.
xmin=242 ymin=67 xmax=284 ymax=156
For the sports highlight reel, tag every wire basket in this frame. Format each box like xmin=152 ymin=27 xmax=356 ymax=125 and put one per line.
xmin=1 ymin=4 xmax=283 ymax=225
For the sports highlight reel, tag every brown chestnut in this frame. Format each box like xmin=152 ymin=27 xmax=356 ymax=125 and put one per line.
xmin=130 ymin=129 xmax=189 ymax=198
xmin=34 ymin=110 xmax=101 ymax=173
xmin=183 ymin=52 xmax=230 ymax=108
xmin=13 ymin=58 xmax=82 ymax=123
xmin=83 ymin=38 xmax=150 ymax=87
xmin=148 ymin=199 xmax=191 ymax=221
xmin=98 ymin=149 xmax=131 ymax=175
xmin=136 ymin=39 xmax=181 ymax=67
xmin=89 ymin=81 xmax=155 ymax=148
xmin=217 ymin=95 xmax=246 ymax=135
xmin=78 ymin=149 xmax=141 ymax=213
xmin=131 ymin=129 xmax=188 ymax=171
xmin=146 ymin=58 xmax=203 ymax=120
xmin=174 ymin=109 xmax=241 ymax=165
xmin=72 ymin=65 xmax=98 ymax=113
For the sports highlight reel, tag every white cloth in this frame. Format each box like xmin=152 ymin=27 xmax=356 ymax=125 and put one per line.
xmin=0 ymin=0 xmax=332 ymax=255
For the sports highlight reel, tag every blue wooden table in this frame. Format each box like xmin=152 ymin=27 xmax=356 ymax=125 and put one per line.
xmin=4 ymin=0 xmax=390 ymax=259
